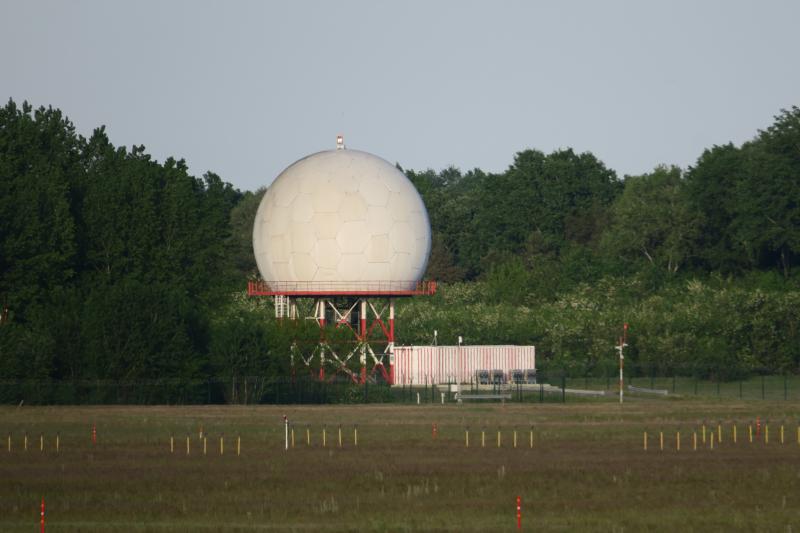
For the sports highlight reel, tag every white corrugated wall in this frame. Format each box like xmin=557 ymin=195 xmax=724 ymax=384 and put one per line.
xmin=393 ymin=345 xmax=535 ymax=385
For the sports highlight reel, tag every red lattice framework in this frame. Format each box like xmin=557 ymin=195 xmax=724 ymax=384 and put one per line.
xmin=247 ymin=280 xmax=437 ymax=384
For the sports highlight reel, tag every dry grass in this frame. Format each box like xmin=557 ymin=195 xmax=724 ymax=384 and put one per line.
xmin=1 ymin=400 xmax=799 ymax=531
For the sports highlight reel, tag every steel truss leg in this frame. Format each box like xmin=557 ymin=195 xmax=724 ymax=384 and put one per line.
xmin=285 ymin=297 xmax=395 ymax=384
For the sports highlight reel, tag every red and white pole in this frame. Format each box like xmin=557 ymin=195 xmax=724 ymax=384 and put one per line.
xmin=388 ymin=298 xmax=395 ymax=385
xmin=618 ymin=337 xmax=624 ymax=404
xmin=360 ymin=299 xmax=368 ymax=384
xmin=91 ymin=423 xmax=97 ymax=445
xmin=40 ymin=497 xmax=45 ymax=533
xmin=618 ymin=323 xmax=628 ymax=405
xmin=516 ymin=496 xmax=521 ymax=529
xmin=318 ymin=299 xmax=326 ymax=381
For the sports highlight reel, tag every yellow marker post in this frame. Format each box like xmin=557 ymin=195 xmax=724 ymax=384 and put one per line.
xmin=733 ymin=424 xmax=737 ymax=444
xmin=39 ymin=434 xmax=43 ymax=452
xmin=530 ymin=426 xmax=534 ymax=449
xmin=24 ymin=432 xmax=28 ymax=452
xmin=643 ymin=432 xmax=648 ymax=451
xmin=780 ymin=425 xmax=784 ymax=445
xmin=676 ymin=431 xmax=681 ymax=451
xmin=765 ymin=425 xmax=769 ymax=444
xmin=237 ymin=435 xmax=241 ymax=457
xmin=513 ymin=429 xmax=517 ymax=448
xmin=710 ymin=432 xmax=715 ymax=450
xmin=702 ymin=424 xmax=706 ymax=444
xmin=338 ymin=425 xmax=342 ymax=448
xmin=659 ymin=431 xmax=664 ymax=451
xmin=693 ymin=431 xmax=697 ymax=451
xmin=220 ymin=435 xmax=225 ymax=455
xmin=354 ymin=425 xmax=358 ymax=447
xmin=291 ymin=427 xmax=295 ymax=448
xmin=749 ymin=425 xmax=753 ymax=443
xmin=186 ymin=435 xmax=190 ymax=455
xmin=322 ymin=427 xmax=327 ymax=448
xmin=497 ymin=429 xmax=501 ymax=448
xmin=465 ymin=428 xmax=469 ymax=448
xmin=481 ymin=430 xmax=485 ymax=448
xmin=55 ymin=432 xmax=59 ymax=454
xmin=306 ymin=427 xmax=311 ymax=446
xmin=717 ymin=424 xmax=722 ymax=444
xmin=203 ymin=436 xmax=207 ymax=455
xmin=170 ymin=435 xmax=174 ymax=453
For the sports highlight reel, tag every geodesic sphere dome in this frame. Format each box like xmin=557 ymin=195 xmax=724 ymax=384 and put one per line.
xmin=253 ymin=149 xmax=431 ymax=291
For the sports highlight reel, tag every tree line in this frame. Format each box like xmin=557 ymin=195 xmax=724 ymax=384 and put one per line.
xmin=1 ymin=98 xmax=798 ymax=401
xmin=0 ymin=99 xmax=289 ymax=394
xmin=401 ymin=106 xmax=800 ymax=377
xmin=408 ymin=106 xmax=800 ymax=286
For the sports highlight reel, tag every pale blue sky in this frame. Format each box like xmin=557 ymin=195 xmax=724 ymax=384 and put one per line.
xmin=2 ymin=0 xmax=798 ymax=191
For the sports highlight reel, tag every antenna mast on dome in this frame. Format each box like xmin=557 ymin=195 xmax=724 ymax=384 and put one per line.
xmin=336 ymin=134 xmax=345 ymax=150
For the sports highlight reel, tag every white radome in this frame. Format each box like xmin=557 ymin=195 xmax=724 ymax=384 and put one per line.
xmin=253 ymin=148 xmax=431 ymax=291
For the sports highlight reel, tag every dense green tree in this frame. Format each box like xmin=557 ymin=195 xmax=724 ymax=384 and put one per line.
xmin=732 ymin=107 xmax=800 ymax=277
xmin=0 ymin=100 xmax=82 ymax=317
xmin=465 ymin=149 xmax=620 ymax=277
xmin=602 ymin=166 xmax=699 ymax=274
xmin=228 ymin=187 xmax=265 ymax=278
xmin=424 ymin=233 xmax=466 ymax=282
xmin=684 ymin=143 xmax=745 ymax=272
xmin=79 ymin=280 xmax=206 ymax=380
xmin=685 ymin=108 xmax=800 ymax=277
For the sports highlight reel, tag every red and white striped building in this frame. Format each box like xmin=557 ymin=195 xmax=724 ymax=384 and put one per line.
xmin=393 ymin=345 xmax=536 ymax=385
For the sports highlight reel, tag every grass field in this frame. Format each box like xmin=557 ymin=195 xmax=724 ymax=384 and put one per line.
xmin=1 ymin=399 xmax=799 ymax=531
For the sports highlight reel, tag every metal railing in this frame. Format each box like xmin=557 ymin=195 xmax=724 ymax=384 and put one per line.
xmin=247 ymin=279 xmax=437 ymax=296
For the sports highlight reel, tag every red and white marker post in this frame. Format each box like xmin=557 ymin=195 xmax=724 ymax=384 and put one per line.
xmin=91 ymin=423 xmax=97 ymax=446
xmin=283 ymin=415 xmax=289 ymax=451
xmin=40 ymin=497 xmax=45 ymax=533
xmin=616 ymin=324 xmax=629 ymax=404
xmin=360 ymin=299 xmax=368 ymax=384
xmin=388 ymin=298 xmax=396 ymax=385
xmin=516 ymin=496 xmax=521 ymax=529
xmin=318 ymin=301 xmax=326 ymax=381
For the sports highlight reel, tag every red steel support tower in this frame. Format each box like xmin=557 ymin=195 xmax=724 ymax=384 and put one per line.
xmin=248 ymin=280 xmax=435 ymax=384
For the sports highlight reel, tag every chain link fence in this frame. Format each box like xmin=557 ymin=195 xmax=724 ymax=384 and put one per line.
xmin=2 ymin=369 xmax=800 ymax=405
